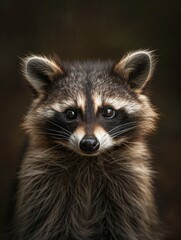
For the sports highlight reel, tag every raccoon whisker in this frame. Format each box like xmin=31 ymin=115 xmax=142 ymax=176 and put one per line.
xmin=100 ymin=136 xmax=111 ymax=149
xmin=50 ymin=137 xmax=69 ymax=141
xmin=122 ymin=142 xmax=136 ymax=153
xmin=108 ymin=122 xmax=135 ymax=133
xmin=108 ymin=122 xmax=136 ymax=134
xmin=45 ymin=128 xmax=71 ymax=137
xmin=63 ymin=121 xmax=72 ymax=135
xmin=110 ymin=129 xmax=135 ymax=138
xmin=70 ymin=139 xmax=81 ymax=151
xmin=110 ymin=126 xmax=136 ymax=138
xmin=123 ymin=140 xmax=138 ymax=145
xmin=40 ymin=144 xmax=61 ymax=154
xmin=36 ymin=131 xmax=70 ymax=140
xmin=46 ymin=119 xmax=72 ymax=135
xmin=38 ymin=131 xmax=69 ymax=136
xmin=44 ymin=132 xmax=70 ymax=138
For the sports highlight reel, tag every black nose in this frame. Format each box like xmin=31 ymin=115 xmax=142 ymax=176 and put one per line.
xmin=79 ymin=136 xmax=100 ymax=153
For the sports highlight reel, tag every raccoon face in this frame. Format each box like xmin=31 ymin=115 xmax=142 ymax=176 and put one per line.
xmin=23 ymin=51 xmax=157 ymax=156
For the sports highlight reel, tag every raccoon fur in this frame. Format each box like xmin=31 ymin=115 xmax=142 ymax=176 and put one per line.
xmin=14 ymin=50 xmax=161 ymax=240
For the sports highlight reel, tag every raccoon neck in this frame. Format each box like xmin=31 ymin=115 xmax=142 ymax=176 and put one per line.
xmin=22 ymin=140 xmax=154 ymax=219
xmin=17 ymin=139 xmax=160 ymax=240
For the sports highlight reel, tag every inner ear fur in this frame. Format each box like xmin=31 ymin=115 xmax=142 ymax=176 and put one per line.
xmin=114 ymin=50 xmax=155 ymax=92
xmin=22 ymin=55 xmax=63 ymax=94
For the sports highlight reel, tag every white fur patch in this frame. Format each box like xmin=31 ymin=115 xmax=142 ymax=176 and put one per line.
xmin=50 ymin=94 xmax=86 ymax=113
xmin=104 ymin=97 xmax=141 ymax=113
xmin=93 ymin=93 xmax=102 ymax=113
xmin=36 ymin=107 xmax=55 ymax=117
xmin=69 ymin=127 xmax=85 ymax=149
xmin=77 ymin=94 xmax=86 ymax=112
xmin=51 ymin=103 xmax=61 ymax=112
xmin=93 ymin=94 xmax=141 ymax=114
xmin=94 ymin=126 xmax=113 ymax=150
xmin=50 ymin=100 xmax=75 ymax=112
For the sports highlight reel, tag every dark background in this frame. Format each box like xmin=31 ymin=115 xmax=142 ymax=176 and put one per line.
xmin=0 ymin=0 xmax=180 ymax=239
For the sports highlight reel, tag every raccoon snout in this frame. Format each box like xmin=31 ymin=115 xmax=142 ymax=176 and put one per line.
xmin=79 ymin=136 xmax=100 ymax=154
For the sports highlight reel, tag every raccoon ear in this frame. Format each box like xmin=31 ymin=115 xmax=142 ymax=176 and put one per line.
xmin=114 ymin=50 xmax=154 ymax=92
xmin=22 ymin=55 xmax=63 ymax=94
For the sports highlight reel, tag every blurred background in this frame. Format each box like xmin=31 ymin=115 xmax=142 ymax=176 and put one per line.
xmin=0 ymin=0 xmax=180 ymax=239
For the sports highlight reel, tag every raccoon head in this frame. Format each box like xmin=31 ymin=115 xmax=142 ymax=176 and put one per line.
xmin=22 ymin=51 xmax=157 ymax=156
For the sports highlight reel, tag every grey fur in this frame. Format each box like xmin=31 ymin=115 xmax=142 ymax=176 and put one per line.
xmin=15 ymin=51 xmax=162 ymax=240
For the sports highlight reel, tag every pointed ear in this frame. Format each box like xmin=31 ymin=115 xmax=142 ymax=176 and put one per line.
xmin=113 ymin=50 xmax=155 ymax=92
xmin=22 ymin=55 xmax=63 ymax=94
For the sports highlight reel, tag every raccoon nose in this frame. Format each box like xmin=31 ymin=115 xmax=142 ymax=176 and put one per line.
xmin=80 ymin=136 xmax=100 ymax=153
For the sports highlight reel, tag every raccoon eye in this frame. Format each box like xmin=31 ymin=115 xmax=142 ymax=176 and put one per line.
xmin=66 ymin=109 xmax=77 ymax=120
xmin=102 ymin=107 xmax=116 ymax=119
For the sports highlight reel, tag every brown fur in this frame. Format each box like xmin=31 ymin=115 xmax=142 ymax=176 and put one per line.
xmin=14 ymin=51 xmax=162 ymax=240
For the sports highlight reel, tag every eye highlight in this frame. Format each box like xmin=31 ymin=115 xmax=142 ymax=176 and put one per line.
xmin=102 ymin=107 xmax=116 ymax=119
xmin=65 ymin=109 xmax=77 ymax=120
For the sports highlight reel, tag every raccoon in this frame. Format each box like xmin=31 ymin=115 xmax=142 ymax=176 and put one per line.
xmin=14 ymin=50 xmax=161 ymax=240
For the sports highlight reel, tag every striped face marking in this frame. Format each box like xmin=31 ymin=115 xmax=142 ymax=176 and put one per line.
xmin=50 ymin=94 xmax=86 ymax=112
xmin=70 ymin=92 xmax=138 ymax=154
xmin=42 ymin=91 xmax=138 ymax=155
xmin=93 ymin=93 xmax=141 ymax=114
